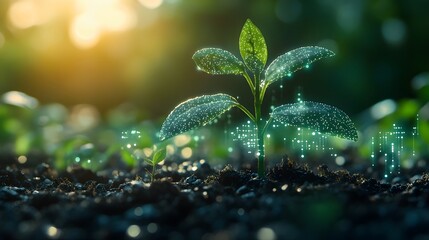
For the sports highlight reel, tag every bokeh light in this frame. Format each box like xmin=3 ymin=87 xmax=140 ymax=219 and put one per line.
xmin=70 ymin=0 xmax=137 ymax=49
xmin=0 ymin=32 xmax=5 ymax=48
xmin=8 ymin=0 xmax=39 ymax=29
xmin=1 ymin=91 xmax=39 ymax=109
xmin=0 ymin=0 xmax=428 ymax=119
xmin=138 ymin=0 xmax=164 ymax=9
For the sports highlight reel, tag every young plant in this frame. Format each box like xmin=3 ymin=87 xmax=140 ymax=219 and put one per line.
xmin=159 ymin=19 xmax=357 ymax=178
xmin=144 ymin=147 xmax=166 ymax=182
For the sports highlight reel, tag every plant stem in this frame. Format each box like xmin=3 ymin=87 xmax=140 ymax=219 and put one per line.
xmin=253 ymin=73 xmax=265 ymax=178
xmin=243 ymin=72 xmax=255 ymax=96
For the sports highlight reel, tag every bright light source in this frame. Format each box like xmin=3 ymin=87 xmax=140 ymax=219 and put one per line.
xmin=70 ymin=0 xmax=136 ymax=49
xmin=126 ymin=225 xmax=141 ymax=238
xmin=70 ymin=14 xmax=100 ymax=49
xmin=8 ymin=0 xmax=39 ymax=29
xmin=181 ymin=147 xmax=193 ymax=159
xmin=1 ymin=91 xmax=39 ymax=109
xmin=370 ymin=99 xmax=396 ymax=120
xmin=138 ymin=0 xmax=163 ymax=9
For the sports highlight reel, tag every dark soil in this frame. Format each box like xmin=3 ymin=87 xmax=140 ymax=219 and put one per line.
xmin=1 ymin=155 xmax=429 ymax=240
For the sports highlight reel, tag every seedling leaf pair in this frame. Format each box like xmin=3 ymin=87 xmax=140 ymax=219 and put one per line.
xmin=160 ymin=19 xmax=358 ymax=177
xmin=145 ymin=147 xmax=166 ymax=182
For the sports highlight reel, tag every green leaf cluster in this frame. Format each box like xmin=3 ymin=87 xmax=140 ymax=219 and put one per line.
xmin=144 ymin=147 xmax=166 ymax=182
xmin=160 ymin=19 xmax=357 ymax=177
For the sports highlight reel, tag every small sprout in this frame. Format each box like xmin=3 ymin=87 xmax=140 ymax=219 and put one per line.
xmin=144 ymin=146 xmax=166 ymax=182
xmin=159 ymin=19 xmax=357 ymax=178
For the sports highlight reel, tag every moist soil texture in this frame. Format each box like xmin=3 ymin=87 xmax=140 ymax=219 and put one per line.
xmin=1 ymin=154 xmax=429 ymax=240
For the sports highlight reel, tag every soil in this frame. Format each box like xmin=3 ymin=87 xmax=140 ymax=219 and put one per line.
xmin=1 ymin=154 xmax=429 ymax=240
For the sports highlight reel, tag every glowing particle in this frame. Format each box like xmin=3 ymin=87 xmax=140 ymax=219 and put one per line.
xmin=8 ymin=1 xmax=39 ymax=29
xmin=46 ymin=225 xmax=60 ymax=238
xmin=134 ymin=207 xmax=143 ymax=216
xmin=2 ymin=91 xmax=39 ymax=109
xmin=17 ymin=155 xmax=27 ymax=164
xmin=237 ymin=208 xmax=245 ymax=216
xmin=174 ymin=134 xmax=191 ymax=147
xmin=147 ymin=223 xmax=158 ymax=233
xmin=69 ymin=13 xmax=100 ymax=49
xmin=335 ymin=156 xmax=345 ymax=166
xmin=139 ymin=0 xmax=163 ymax=9
xmin=181 ymin=147 xmax=192 ymax=159
xmin=127 ymin=225 xmax=141 ymax=238
xmin=256 ymin=227 xmax=276 ymax=240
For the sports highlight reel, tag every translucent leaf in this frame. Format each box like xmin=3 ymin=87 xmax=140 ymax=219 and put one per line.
xmin=271 ymin=101 xmax=358 ymax=141
xmin=264 ymin=46 xmax=335 ymax=84
xmin=159 ymin=94 xmax=238 ymax=140
xmin=192 ymin=48 xmax=245 ymax=75
xmin=152 ymin=149 xmax=166 ymax=165
xmin=239 ymin=19 xmax=267 ymax=73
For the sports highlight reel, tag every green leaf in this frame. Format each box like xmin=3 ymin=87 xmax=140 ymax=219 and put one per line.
xmin=144 ymin=158 xmax=153 ymax=166
xmin=159 ymin=94 xmax=238 ymax=140
xmin=192 ymin=48 xmax=245 ymax=75
xmin=239 ymin=19 xmax=267 ymax=73
xmin=271 ymin=101 xmax=358 ymax=141
xmin=152 ymin=149 xmax=166 ymax=165
xmin=264 ymin=46 xmax=335 ymax=84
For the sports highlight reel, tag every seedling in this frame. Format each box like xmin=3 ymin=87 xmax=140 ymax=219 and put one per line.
xmin=159 ymin=19 xmax=357 ymax=178
xmin=144 ymin=147 xmax=166 ymax=182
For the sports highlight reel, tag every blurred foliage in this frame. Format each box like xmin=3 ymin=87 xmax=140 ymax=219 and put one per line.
xmin=0 ymin=0 xmax=428 ymax=117
xmin=0 ymin=1 xmax=429 ymax=174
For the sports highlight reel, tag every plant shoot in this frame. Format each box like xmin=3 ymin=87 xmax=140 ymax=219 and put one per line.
xmin=159 ymin=19 xmax=357 ymax=177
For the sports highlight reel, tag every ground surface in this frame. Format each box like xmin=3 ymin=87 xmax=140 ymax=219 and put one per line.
xmin=1 ymin=155 xmax=429 ymax=240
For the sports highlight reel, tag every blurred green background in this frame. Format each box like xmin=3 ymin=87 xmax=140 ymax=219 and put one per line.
xmin=1 ymin=0 xmax=428 ymax=118
xmin=1 ymin=0 xmax=429 ymax=174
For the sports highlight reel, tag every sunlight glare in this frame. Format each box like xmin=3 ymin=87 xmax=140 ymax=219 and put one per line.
xmin=8 ymin=0 xmax=39 ymax=29
xmin=70 ymin=0 xmax=137 ymax=49
xmin=138 ymin=0 xmax=164 ymax=9
xmin=70 ymin=14 xmax=101 ymax=49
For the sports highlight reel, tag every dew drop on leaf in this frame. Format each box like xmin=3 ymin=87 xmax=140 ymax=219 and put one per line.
xmin=159 ymin=94 xmax=238 ymax=140
xmin=192 ymin=48 xmax=244 ymax=75
xmin=264 ymin=46 xmax=334 ymax=84
xmin=239 ymin=19 xmax=268 ymax=73
xmin=271 ymin=101 xmax=358 ymax=141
